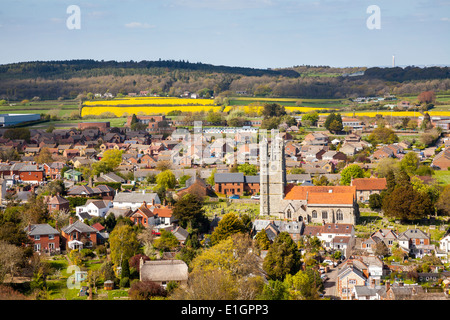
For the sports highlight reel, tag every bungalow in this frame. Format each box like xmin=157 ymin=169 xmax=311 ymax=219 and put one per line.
xmin=67 ymin=184 xmax=115 ymax=199
xmin=113 ymin=191 xmax=161 ymax=210
xmin=172 ymin=226 xmax=189 ymax=245
xmin=95 ymin=172 xmax=125 ymax=184
xmin=139 ymin=259 xmax=189 ymax=288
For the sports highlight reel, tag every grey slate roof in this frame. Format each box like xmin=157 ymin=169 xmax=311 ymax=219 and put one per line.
xmin=26 ymin=224 xmax=59 ymax=236
xmin=113 ymin=192 xmax=161 ymax=204
xmin=62 ymin=220 xmax=98 ymax=234
xmin=214 ymin=172 xmax=245 ymax=183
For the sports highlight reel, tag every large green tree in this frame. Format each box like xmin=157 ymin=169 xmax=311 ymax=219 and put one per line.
xmin=155 ymin=170 xmax=176 ymax=190
xmin=284 ymin=268 xmax=323 ymax=300
xmin=263 ymin=232 xmax=301 ymax=281
xmin=109 ymin=224 xmax=140 ymax=267
xmin=172 ymin=193 xmax=208 ymax=233
xmin=382 ymin=184 xmax=434 ymax=221
xmin=210 ymin=212 xmax=245 ymax=245
xmin=368 ymin=127 xmax=398 ymax=145
xmin=92 ymin=149 xmax=123 ymax=175
xmin=340 ymin=164 xmax=364 ymax=185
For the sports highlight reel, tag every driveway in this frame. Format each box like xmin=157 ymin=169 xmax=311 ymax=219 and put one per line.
xmin=323 ymin=265 xmax=339 ymax=299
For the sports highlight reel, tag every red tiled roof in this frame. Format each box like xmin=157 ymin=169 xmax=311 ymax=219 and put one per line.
xmin=153 ymin=207 xmax=172 ymax=218
xmin=351 ymin=178 xmax=387 ymax=191
xmin=91 ymin=223 xmax=105 ymax=231
xmin=284 ymin=185 xmax=356 ymax=204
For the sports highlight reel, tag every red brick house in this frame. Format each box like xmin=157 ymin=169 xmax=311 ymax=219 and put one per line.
xmin=43 ymin=162 xmax=66 ymax=179
xmin=26 ymin=223 xmax=61 ymax=253
xmin=127 ymin=202 xmax=174 ymax=228
xmin=214 ymin=172 xmax=260 ymax=196
xmin=78 ymin=122 xmax=110 ymax=132
xmin=17 ymin=164 xmax=45 ymax=184
xmin=61 ymin=218 xmax=98 ymax=250
xmin=129 ymin=202 xmax=154 ymax=228
xmin=46 ymin=194 xmax=70 ymax=213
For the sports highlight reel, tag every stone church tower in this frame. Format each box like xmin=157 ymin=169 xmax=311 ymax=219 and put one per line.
xmin=259 ymin=129 xmax=286 ymax=216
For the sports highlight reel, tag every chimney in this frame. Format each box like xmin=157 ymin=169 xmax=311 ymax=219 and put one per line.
xmin=28 ymin=222 xmax=31 ymax=233
xmin=385 ymin=280 xmax=390 ymax=291
xmin=152 ymin=198 xmax=155 ymax=206
xmin=69 ymin=217 xmax=73 ymax=225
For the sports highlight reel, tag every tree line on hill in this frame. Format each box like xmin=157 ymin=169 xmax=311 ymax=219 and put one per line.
xmin=0 ymin=60 xmax=449 ymax=101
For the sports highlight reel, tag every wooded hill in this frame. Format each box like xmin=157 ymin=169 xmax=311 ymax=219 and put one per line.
xmin=0 ymin=60 xmax=449 ymax=101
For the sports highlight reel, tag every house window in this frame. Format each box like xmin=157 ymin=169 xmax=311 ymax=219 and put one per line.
xmin=312 ymin=210 xmax=317 ymax=219
xmin=49 ymin=243 xmax=55 ymax=250
xmin=336 ymin=210 xmax=343 ymax=221
xmin=322 ymin=211 xmax=328 ymax=219
xmin=287 ymin=209 xmax=292 ymax=219
xmin=49 ymin=234 xmax=54 ymax=240
xmin=34 ymin=235 xmax=40 ymax=240
xmin=349 ymin=280 xmax=356 ymax=284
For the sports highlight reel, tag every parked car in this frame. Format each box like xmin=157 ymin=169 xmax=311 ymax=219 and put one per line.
xmin=320 ymin=274 xmax=328 ymax=281
xmin=251 ymin=195 xmax=260 ymax=200
xmin=229 ymin=195 xmax=240 ymax=199
xmin=323 ymin=259 xmax=334 ymax=266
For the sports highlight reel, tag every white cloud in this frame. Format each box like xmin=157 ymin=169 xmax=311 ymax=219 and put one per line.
xmin=441 ymin=17 xmax=450 ymax=21
xmin=124 ymin=22 xmax=155 ymax=29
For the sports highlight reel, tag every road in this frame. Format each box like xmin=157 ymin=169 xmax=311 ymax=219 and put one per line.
xmin=323 ymin=265 xmax=339 ymax=299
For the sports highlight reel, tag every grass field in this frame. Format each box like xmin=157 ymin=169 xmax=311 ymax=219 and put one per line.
xmin=0 ymin=101 xmax=79 ymax=117
xmin=433 ymin=170 xmax=450 ymax=186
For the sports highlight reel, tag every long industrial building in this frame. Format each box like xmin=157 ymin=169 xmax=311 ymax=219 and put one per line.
xmin=0 ymin=113 xmax=41 ymax=127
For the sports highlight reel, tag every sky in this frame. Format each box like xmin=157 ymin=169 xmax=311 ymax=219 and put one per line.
xmin=0 ymin=0 xmax=449 ymax=69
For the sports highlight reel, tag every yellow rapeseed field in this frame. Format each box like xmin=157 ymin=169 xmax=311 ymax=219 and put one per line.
xmin=81 ymin=105 xmax=222 ymax=117
xmin=84 ymin=97 xmax=215 ymax=106
xmin=225 ymin=105 xmax=331 ymax=113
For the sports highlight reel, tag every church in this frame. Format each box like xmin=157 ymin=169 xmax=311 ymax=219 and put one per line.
xmin=259 ymin=130 xmax=359 ymax=225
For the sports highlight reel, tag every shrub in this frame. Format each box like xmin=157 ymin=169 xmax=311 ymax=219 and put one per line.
xmin=120 ymin=277 xmax=130 ymax=288
xmin=128 ymin=281 xmax=167 ymax=300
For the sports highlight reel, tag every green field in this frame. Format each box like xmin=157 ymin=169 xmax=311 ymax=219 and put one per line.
xmin=0 ymin=100 xmax=79 ymax=117
xmin=433 ymin=170 xmax=450 ymax=186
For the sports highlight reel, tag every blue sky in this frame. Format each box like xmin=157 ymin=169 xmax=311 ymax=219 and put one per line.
xmin=0 ymin=0 xmax=449 ymax=68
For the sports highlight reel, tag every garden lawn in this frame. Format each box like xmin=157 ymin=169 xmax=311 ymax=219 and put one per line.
xmin=433 ymin=170 xmax=450 ymax=186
